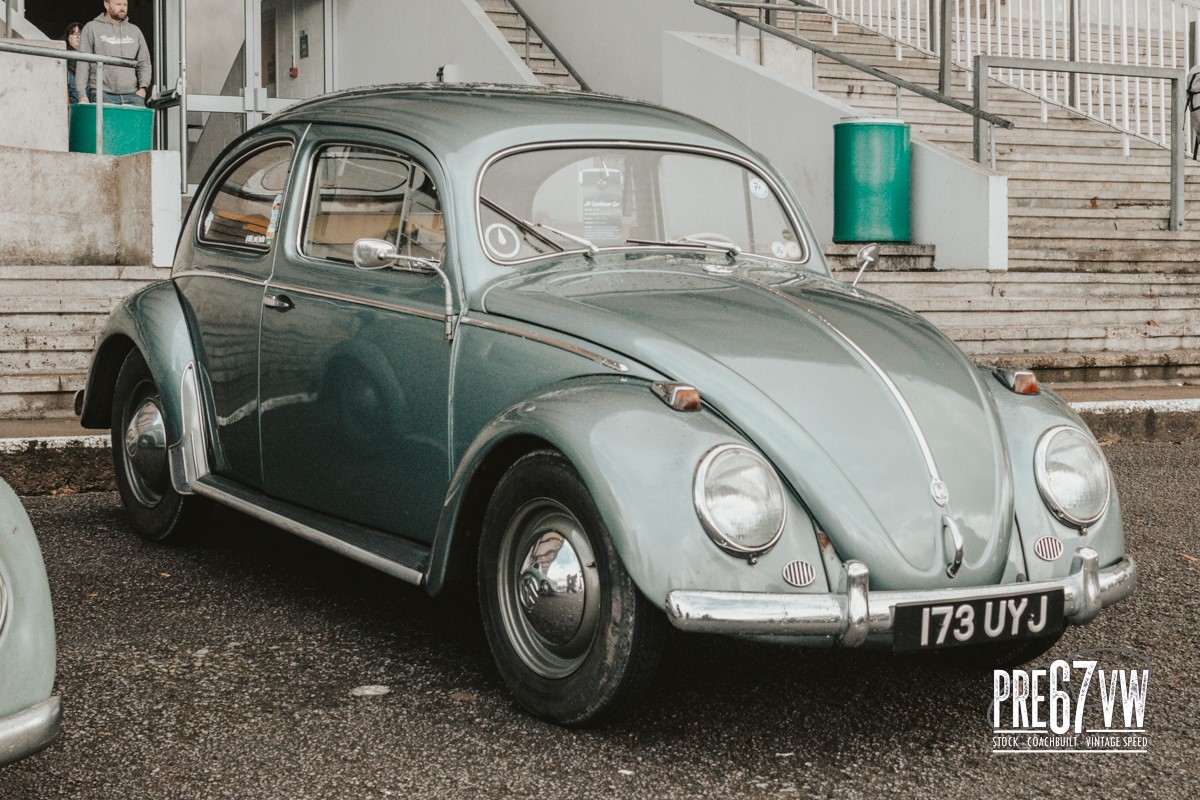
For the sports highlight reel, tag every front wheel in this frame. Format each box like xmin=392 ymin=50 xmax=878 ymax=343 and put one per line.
xmin=478 ymin=451 xmax=665 ymax=726
xmin=111 ymin=349 xmax=210 ymax=542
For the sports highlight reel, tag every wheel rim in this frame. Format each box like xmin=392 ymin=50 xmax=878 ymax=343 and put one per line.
xmin=121 ymin=381 xmax=169 ymax=508
xmin=497 ymin=498 xmax=601 ymax=679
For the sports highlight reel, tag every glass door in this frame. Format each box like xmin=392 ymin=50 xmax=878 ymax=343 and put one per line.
xmin=182 ymin=0 xmax=327 ymax=189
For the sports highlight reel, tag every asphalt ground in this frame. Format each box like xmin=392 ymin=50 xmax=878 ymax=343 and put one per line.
xmin=0 ymin=441 xmax=1197 ymax=799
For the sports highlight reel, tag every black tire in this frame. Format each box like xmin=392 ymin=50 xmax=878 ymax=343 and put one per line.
xmin=942 ymin=630 xmax=1066 ymax=670
xmin=477 ymin=450 xmax=666 ymax=726
xmin=111 ymin=349 xmax=210 ymax=542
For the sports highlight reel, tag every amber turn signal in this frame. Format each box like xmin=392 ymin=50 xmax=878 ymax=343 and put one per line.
xmin=995 ymin=368 xmax=1040 ymax=395
xmin=651 ymin=382 xmax=702 ymax=412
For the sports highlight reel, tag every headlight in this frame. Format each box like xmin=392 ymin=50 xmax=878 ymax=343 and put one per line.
xmin=1034 ymin=426 xmax=1111 ymax=528
xmin=693 ymin=444 xmax=786 ymax=558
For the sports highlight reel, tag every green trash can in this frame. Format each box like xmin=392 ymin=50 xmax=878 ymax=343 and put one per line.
xmin=68 ymin=104 xmax=153 ymax=156
xmin=833 ymin=118 xmax=911 ymax=243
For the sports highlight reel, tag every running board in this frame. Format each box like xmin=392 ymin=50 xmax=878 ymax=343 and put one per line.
xmin=192 ymin=475 xmax=429 ymax=586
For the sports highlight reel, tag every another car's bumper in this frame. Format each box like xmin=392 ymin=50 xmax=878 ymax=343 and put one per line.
xmin=666 ymin=546 xmax=1136 ymax=645
xmin=0 ymin=696 xmax=62 ymax=767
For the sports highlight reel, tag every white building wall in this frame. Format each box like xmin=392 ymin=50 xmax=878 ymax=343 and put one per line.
xmin=517 ymin=1 xmax=1007 ymax=269
xmin=334 ymin=0 xmax=535 ymax=88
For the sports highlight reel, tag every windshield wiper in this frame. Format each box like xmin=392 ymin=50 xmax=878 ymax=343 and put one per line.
xmin=625 ymin=237 xmax=742 ymax=259
xmin=535 ymin=221 xmax=599 ymax=258
xmin=480 ymin=196 xmax=562 ymax=253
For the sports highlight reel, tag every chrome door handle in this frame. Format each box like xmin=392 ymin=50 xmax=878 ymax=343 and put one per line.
xmin=263 ymin=293 xmax=294 ymax=311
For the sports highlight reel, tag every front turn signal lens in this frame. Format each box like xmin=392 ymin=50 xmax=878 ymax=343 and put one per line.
xmin=651 ymin=382 xmax=701 ymax=412
xmin=995 ymin=368 xmax=1039 ymax=395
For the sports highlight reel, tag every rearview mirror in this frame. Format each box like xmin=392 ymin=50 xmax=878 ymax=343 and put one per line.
xmin=353 ymin=238 xmax=397 ymax=270
xmin=851 ymin=243 xmax=880 ymax=287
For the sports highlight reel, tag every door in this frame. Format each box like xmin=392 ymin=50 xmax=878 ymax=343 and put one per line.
xmin=174 ymin=134 xmax=299 ymax=487
xmin=257 ymin=130 xmax=454 ymax=541
xmin=182 ymin=0 xmax=330 ymax=189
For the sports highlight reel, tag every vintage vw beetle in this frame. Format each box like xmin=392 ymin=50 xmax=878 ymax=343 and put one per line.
xmin=0 ymin=476 xmax=61 ymax=765
xmin=78 ymin=84 xmax=1135 ymax=725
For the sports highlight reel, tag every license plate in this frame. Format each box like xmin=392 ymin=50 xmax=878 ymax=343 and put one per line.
xmin=892 ymin=589 xmax=1065 ymax=652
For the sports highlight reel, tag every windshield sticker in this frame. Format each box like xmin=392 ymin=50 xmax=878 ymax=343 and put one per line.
xmin=266 ymin=194 xmax=283 ymax=241
xmin=771 ymin=241 xmax=788 ymax=259
xmin=748 ymin=178 xmax=769 ymax=199
xmin=485 ymin=223 xmax=522 ymax=259
xmin=580 ymin=167 xmax=623 ymax=243
xmin=785 ymin=240 xmax=802 ymax=259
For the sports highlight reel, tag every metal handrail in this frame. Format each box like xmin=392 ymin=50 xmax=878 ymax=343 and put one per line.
xmin=695 ymin=0 xmax=1014 ymax=129
xmin=974 ymin=55 xmax=1188 ymax=230
xmin=506 ymin=0 xmax=591 ymax=92
xmin=0 ymin=39 xmax=140 ymax=155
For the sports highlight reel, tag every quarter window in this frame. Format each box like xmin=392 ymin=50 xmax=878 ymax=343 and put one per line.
xmin=303 ymin=145 xmax=445 ymax=264
xmin=199 ymin=141 xmax=294 ymax=251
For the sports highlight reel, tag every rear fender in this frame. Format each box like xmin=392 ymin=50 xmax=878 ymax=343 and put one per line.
xmin=79 ymin=281 xmax=210 ymax=493
xmin=427 ymin=378 xmax=829 ymax=607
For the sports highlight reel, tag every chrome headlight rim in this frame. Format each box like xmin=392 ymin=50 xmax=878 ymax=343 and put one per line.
xmin=1034 ymin=425 xmax=1112 ymax=528
xmin=693 ymin=443 xmax=787 ymax=558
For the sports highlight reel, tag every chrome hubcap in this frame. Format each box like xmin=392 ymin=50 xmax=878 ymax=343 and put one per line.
xmin=123 ymin=392 xmax=168 ymax=507
xmin=498 ymin=500 xmax=601 ymax=679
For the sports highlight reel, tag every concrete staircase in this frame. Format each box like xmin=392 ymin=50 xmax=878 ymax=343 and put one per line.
xmin=758 ymin=9 xmax=1200 ymax=384
xmin=477 ymin=0 xmax=582 ymax=88
xmin=0 ymin=265 xmax=161 ymax=418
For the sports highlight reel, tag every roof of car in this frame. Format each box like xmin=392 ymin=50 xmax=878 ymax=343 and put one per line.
xmin=266 ymin=83 xmax=749 ymax=163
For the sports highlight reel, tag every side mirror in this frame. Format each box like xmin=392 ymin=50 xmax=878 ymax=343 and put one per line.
xmin=352 ymin=238 xmax=397 ymax=270
xmin=851 ymin=242 xmax=880 ymax=287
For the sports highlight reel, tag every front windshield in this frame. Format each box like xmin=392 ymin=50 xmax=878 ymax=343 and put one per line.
xmin=478 ymin=145 xmax=808 ymax=265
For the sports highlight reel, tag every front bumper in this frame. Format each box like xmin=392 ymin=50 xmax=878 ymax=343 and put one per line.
xmin=0 ymin=696 xmax=62 ymax=767
xmin=666 ymin=546 xmax=1136 ymax=646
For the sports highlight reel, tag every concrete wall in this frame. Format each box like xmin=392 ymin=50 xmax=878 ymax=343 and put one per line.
xmin=517 ymin=0 xmax=725 ymax=101
xmin=0 ymin=145 xmax=179 ymax=267
xmin=335 ymin=0 xmax=535 ymax=88
xmin=0 ymin=40 xmax=69 ymax=152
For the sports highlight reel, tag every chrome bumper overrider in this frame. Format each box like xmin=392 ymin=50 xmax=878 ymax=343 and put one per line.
xmin=0 ymin=696 xmax=62 ymax=767
xmin=666 ymin=548 xmax=1136 ymax=645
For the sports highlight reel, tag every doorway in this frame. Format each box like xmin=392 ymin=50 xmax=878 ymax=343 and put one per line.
xmin=177 ymin=0 xmax=330 ymax=189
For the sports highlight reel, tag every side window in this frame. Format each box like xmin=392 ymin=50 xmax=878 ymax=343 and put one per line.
xmin=199 ymin=141 xmax=294 ymax=251
xmin=302 ymin=144 xmax=445 ymax=264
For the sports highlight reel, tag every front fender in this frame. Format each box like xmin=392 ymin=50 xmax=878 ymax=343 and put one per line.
xmin=982 ymin=369 xmax=1126 ymax=580
xmin=80 ymin=281 xmax=197 ymax=445
xmin=428 ymin=378 xmax=830 ymax=609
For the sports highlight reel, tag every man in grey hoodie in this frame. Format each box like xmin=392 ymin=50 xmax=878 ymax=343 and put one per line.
xmin=76 ymin=0 xmax=151 ymax=106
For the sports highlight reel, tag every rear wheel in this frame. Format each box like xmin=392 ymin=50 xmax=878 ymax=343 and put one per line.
xmin=478 ymin=450 xmax=665 ymax=726
xmin=111 ymin=350 xmax=210 ymax=542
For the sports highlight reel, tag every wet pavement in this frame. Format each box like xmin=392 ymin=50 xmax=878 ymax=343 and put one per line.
xmin=0 ymin=441 xmax=1197 ymax=798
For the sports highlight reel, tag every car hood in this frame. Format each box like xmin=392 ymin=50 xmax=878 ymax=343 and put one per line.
xmin=478 ymin=256 xmax=1014 ymax=590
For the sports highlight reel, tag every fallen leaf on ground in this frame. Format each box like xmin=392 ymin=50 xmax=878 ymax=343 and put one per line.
xmin=1179 ymin=552 xmax=1198 ymax=562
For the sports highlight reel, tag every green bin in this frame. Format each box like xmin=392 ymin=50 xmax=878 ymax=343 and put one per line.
xmin=833 ymin=118 xmax=910 ymax=243
xmin=68 ymin=103 xmax=153 ymax=156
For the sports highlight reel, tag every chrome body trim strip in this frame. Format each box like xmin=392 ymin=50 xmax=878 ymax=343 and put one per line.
xmin=173 ymin=270 xmax=267 ymax=287
xmin=665 ymin=549 xmax=1136 ymax=639
xmin=267 ymin=281 xmax=447 ymax=322
xmin=0 ymin=696 xmax=63 ymax=768
xmin=0 ymin=568 xmax=7 ymax=638
xmin=461 ymin=317 xmax=629 ymax=372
